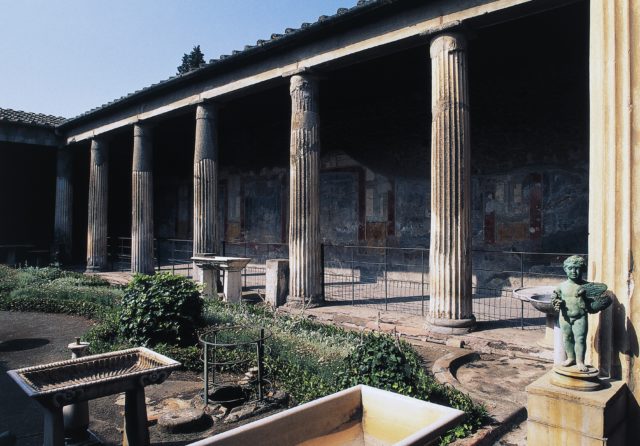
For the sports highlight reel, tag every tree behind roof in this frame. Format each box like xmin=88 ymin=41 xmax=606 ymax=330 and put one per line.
xmin=177 ymin=45 xmax=205 ymax=75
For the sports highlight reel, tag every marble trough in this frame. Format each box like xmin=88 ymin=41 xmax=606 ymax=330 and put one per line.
xmin=8 ymin=347 xmax=180 ymax=446
xmin=188 ymin=384 xmax=464 ymax=446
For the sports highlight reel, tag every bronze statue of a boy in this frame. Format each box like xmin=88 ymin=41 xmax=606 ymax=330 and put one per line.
xmin=552 ymin=255 xmax=611 ymax=372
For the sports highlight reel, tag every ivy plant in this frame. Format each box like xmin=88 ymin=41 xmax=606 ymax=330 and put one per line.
xmin=119 ymin=273 xmax=203 ymax=347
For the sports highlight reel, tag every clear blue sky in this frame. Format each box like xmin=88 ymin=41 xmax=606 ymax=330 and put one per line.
xmin=0 ymin=0 xmax=356 ymax=119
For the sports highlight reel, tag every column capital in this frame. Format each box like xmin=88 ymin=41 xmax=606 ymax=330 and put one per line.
xmin=56 ymin=146 xmax=73 ymax=171
xmin=196 ymin=102 xmax=218 ymax=121
xmin=289 ymin=74 xmax=319 ymax=95
xmin=133 ymin=122 xmax=153 ymax=138
xmin=90 ymin=138 xmax=108 ymax=166
xmin=429 ymin=31 xmax=467 ymax=58
xmin=132 ymin=123 xmax=152 ymax=172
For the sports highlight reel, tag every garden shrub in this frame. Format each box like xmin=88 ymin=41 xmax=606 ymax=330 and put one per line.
xmin=337 ymin=333 xmax=419 ymax=394
xmin=51 ymin=273 xmax=110 ymax=288
xmin=0 ymin=265 xmax=121 ymax=320
xmin=119 ymin=273 xmax=203 ymax=347
xmin=9 ymin=283 xmax=122 ymax=307
xmin=14 ymin=266 xmax=65 ymax=287
xmin=0 ymin=265 xmax=19 ymax=295
xmin=0 ymin=294 xmax=110 ymax=319
xmin=153 ymin=343 xmax=201 ymax=370
xmin=83 ymin=309 xmax=126 ymax=353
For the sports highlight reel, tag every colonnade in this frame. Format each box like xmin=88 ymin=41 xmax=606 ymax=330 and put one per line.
xmin=52 ymin=30 xmax=475 ymax=328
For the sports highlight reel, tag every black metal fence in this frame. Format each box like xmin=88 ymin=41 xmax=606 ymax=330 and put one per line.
xmin=107 ymin=237 xmax=583 ymax=329
xmin=324 ymin=245 xmax=585 ymax=329
xmin=107 ymin=237 xmax=194 ymax=276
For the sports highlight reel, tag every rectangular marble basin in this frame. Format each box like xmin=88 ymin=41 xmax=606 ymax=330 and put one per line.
xmin=7 ymin=347 xmax=180 ymax=405
xmin=189 ymin=385 xmax=465 ymax=446
xmin=192 ymin=254 xmax=252 ymax=271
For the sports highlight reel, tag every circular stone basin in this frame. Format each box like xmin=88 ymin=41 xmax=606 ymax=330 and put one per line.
xmin=513 ymin=286 xmax=556 ymax=315
xmin=210 ymin=386 xmax=246 ymax=409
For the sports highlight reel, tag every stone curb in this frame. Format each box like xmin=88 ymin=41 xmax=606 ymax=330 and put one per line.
xmin=431 ymin=349 xmax=527 ymax=446
xmin=432 ymin=350 xmax=480 ymax=386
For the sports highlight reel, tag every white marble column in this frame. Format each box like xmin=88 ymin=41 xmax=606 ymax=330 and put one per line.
xmin=426 ymin=32 xmax=475 ymax=334
xmin=53 ymin=147 xmax=73 ymax=261
xmin=288 ymin=74 xmax=322 ymax=307
xmin=193 ymin=103 xmax=219 ymax=280
xmin=131 ymin=124 xmax=154 ymax=274
xmin=86 ymin=138 xmax=109 ymax=272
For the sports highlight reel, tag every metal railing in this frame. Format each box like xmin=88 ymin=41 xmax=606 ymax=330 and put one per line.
xmin=323 ymin=244 xmax=586 ymax=329
xmin=156 ymin=238 xmax=193 ymax=277
xmin=107 ymin=237 xmax=193 ymax=276
xmin=107 ymin=236 xmax=583 ymax=329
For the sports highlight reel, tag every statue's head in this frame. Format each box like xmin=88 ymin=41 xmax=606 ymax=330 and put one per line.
xmin=563 ymin=255 xmax=586 ymax=280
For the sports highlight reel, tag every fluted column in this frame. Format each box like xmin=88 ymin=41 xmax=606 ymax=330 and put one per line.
xmin=193 ymin=103 xmax=219 ymax=281
xmin=86 ymin=139 xmax=109 ymax=271
xmin=53 ymin=147 xmax=73 ymax=262
xmin=288 ymin=74 xmax=322 ymax=306
xmin=131 ymin=124 xmax=154 ymax=274
xmin=426 ymin=32 xmax=475 ymax=334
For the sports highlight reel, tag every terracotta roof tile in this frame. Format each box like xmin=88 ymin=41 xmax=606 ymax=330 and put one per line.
xmin=0 ymin=108 xmax=66 ymax=127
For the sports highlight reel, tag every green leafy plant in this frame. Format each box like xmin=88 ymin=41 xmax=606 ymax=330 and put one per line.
xmin=119 ymin=273 xmax=204 ymax=347
xmin=337 ymin=333 xmax=418 ymax=393
xmin=51 ymin=273 xmax=110 ymax=287
xmin=9 ymin=283 xmax=122 ymax=307
xmin=14 ymin=266 xmax=64 ymax=287
xmin=0 ymin=294 xmax=112 ymax=319
xmin=0 ymin=265 xmax=121 ymax=320
xmin=0 ymin=265 xmax=19 ymax=295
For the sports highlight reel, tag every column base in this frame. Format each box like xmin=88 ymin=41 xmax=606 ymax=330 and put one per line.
xmin=85 ymin=265 xmax=106 ymax=274
xmin=286 ymin=295 xmax=323 ymax=309
xmin=426 ymin=316 xmax=475 ymax=335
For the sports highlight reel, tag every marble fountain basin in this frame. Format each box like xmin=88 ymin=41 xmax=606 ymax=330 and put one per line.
xmin=513 ymin=286 xmax=557 ymax=315
xmin=189 ymin=385 xmax=464 ymax=446
xmin=7 ymin=347 xmax=180 ymax=405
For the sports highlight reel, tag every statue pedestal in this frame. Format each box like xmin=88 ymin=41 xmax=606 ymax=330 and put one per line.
xmin=526 ymin=372 xmax=627 ymax=446
xmin=551 ymin=365 xmax=601 ymax=391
